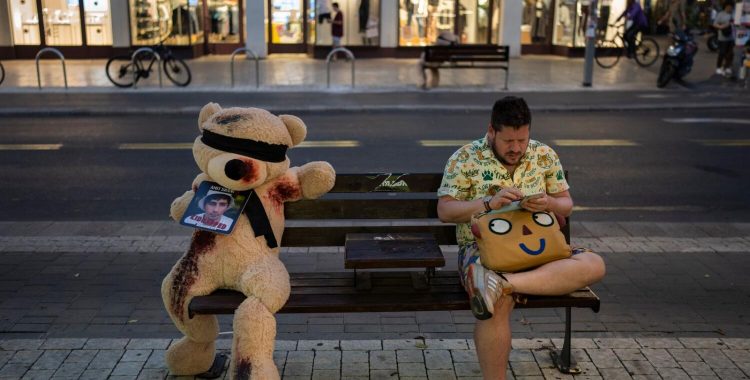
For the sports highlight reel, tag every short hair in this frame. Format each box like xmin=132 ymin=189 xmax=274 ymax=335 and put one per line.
xmin=332 ymin=2 xmax=339 ymax=8
xmin=205 ymin=193 xmax=231 ymax=205
xmin=490 ymin=96 xmax=531 ymax=131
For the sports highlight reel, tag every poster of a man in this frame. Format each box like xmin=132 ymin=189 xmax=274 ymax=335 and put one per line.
xmin=181 ymin=186 xmax=241 ymax=233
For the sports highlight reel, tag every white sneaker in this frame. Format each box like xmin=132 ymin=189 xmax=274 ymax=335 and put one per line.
xmin=466 ymin=263 xmax=513 ymax=320
xmin=716 ymin=68 xmax=725 ymax=75
xmin=724 ymin=68 xmax=733 ymax=77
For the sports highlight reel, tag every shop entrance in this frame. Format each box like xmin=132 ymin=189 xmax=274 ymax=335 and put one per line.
xmin=201 ymin=0 xmax=244 ymax=54
xmin=268 ymin=0 xmax=308 ymax=53
xmin=7 ymin=0 xmax=114 ymax=58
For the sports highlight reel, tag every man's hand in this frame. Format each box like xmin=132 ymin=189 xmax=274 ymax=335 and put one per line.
xmin=488 ymin=187 xmax=524 ymax=210
xmin=521 ymin=193 xmax=550 ymax=212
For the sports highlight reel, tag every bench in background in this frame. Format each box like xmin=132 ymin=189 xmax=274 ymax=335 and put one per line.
xmin=422 ymin=45 xmax=510 ymax=90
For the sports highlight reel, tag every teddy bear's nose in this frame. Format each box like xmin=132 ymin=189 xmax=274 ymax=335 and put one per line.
xmin=224 ymin=159 xmax=249 ymax=181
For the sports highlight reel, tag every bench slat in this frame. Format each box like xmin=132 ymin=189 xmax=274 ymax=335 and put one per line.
xmin=281 ymin=225 xmax=457 ymax=247
xmin=188 ymin=271 xmax=600 ymax=317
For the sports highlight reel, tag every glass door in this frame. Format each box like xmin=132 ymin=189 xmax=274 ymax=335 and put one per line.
xmin=9 ymin=0 xmax=42 ymax=45
xmin=203 ymin=0 xmax=244 ymax=54
xmin=268 ymin=0 xmax=307 ymax=53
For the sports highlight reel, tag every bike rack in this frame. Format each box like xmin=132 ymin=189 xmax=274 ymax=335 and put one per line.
xmin=131 ymin=47 xmax=162 ymax=89
xmin=230 ymin=47 xmax=260 ymax=88
xmin=326 ymin=47 xmax=355 ymax=89
xmin=35 ymin=48 xmax=67 ymax=89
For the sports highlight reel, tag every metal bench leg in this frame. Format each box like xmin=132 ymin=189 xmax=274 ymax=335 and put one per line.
xmin=504 ymin=69 xmax=509 ymax=91
xmin=550 ymin=307 xmax=582 ymax=374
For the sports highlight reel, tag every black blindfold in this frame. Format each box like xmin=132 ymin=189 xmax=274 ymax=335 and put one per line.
xmin=201 ymin=129 xmax=288 ymax=163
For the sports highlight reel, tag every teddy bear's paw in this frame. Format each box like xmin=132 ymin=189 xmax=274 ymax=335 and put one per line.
xmin=165 ymin=337 xmax=216 ymax=375
xmin=299 ymin=161 xmax=336 ymax=200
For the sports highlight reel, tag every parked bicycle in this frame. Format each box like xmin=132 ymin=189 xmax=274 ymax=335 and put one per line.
xmin=105 ymin=43 xmax=191 ymax=88
xmin=0 ymin=61 xmax=5 ymax=85
xmin=595 ymin=23 xmax=660 ymax=68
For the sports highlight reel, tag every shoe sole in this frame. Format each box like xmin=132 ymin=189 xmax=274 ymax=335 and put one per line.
xmin=470 ymin=295 xmax=493 ymax=320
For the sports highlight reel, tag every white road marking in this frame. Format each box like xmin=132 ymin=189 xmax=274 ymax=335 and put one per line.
xmin=552 ymin=139 xmax=639 ymax=146
xmin=692 ymin=139 xmax=750 ymax=146
xmin=0 ymin=144 xmax=62 ymax=150
xmin=298 ymin=140 xmax=360 ymax=148
xmin=663 ymin=118 xmax=750 ymax=125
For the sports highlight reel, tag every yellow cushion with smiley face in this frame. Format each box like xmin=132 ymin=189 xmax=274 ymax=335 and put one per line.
xmin=471 ymin=206 xmax=571 ymax=272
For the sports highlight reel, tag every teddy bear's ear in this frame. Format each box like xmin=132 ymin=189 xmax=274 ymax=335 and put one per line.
xmin=198 ymin=102 xmax=222 ymax=131
xmin=279 ymin=115 xmax=307 ymax=147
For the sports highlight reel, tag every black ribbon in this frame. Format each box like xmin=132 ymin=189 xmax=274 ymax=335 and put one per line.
xmin=243 ymin=190 xmax=278 ymax=249
xmin=201 ymin=129 xmax=288 ymax=163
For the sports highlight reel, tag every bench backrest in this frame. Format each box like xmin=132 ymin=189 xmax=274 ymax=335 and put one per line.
xmin=281 ymin=173 xmax=569 ymax=247
xmin=424 ymin=45 xmax=510 ymax=63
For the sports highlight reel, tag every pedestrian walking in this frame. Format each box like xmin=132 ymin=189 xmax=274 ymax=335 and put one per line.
xmin=658 ymin=0 xmax=687 ymax=36
xmin=714 ymin=1 xmax=735 ymax=76
xmin=331 ymin=2 xmax=344 ymax=60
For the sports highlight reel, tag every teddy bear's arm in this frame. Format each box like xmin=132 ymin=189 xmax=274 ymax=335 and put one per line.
xmin=297 ymin=161 xmax=336 ymax=200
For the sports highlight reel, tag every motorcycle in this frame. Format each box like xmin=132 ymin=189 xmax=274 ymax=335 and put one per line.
xmin=707 ymin=27 xmax=719 ymax=52
xmin=657 ymin=31 xmax=699 ymax=88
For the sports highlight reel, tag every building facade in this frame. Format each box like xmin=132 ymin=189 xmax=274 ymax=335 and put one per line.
xmin=0 ymin=0 xmax=677 ymax=60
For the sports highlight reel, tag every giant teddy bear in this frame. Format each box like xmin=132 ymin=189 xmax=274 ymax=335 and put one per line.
xmin=163 ymin=103 xmax=336 ymax=379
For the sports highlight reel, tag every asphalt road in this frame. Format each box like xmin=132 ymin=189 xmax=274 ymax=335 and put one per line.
xmin=1 ymin=108 xmax=748 ymax=222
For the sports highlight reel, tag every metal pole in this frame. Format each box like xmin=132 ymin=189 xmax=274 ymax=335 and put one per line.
xmin=582 ymin=0 xmax=599 ymax=87
xmin=230 ymin=47 xmax=260 ymax=88
xmin=325 ymin=47 xmax=356 ymax=89
xmin=35 ymin=48 xmax=68 ymax=90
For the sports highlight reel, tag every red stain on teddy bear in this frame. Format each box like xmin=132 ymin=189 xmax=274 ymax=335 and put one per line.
xmin=266 ymin=180 xmax=301 ymax=213
xmin=241 ymin=159 xmax=259 ymax=183
xmin=170 ymin=230 xmax=216 ymax=321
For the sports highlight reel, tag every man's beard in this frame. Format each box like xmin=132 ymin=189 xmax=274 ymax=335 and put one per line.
xmin=489 ymin=137 xmax=520 ymax=166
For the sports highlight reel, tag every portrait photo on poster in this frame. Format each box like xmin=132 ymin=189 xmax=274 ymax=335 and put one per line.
xmin=180 ymin=181 xmax=252 ymax=234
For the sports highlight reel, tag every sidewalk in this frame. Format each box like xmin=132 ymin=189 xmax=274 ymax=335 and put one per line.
xmin=0 ymin=35 xmax=741 ymax=92
xmin=1 ymin=221 xmax=749 ymax=378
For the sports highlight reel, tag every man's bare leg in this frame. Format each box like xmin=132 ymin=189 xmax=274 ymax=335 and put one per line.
xmin=474 ymin=296 xmax=514 ymax=380
xmin=505 ymin=252 xmax=605 ymax=296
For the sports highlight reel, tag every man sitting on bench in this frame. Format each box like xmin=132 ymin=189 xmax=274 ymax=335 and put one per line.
xmin=436 ymin=96 xmax=606 ymax=380
xmin=419 ymin=31 xmax=458 ymax=88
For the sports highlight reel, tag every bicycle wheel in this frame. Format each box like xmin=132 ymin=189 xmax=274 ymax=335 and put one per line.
xmin=105 ymin=55 xmax=137 ymax=88
xmin=0 ymin=62 xmax=5 ymax=85
xmin=634 ymin=37 xmax=660 ymax=67
xmin=163 ymin=58 xmax=191 ymax=87
xmin=595 ymin=40 xmax=622 ymax=68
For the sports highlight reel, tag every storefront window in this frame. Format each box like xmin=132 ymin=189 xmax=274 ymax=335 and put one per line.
xmin=130 ymin=0 xmax=203 ymax=46
xmin=457 ymin=0 xmax=489 ymax=43
xmin=400 ymin=0 xmax=455 ymax=46
xmin=84 ymin=0 xmax=113 ymax=45
xmin=521 ymin=0 xmax=552 ymax=45
xmin=9 ymin=0 xmax=41 ymax=45
xmin=40 ymin=0 xmax=83 ymax=46
xmin=311 ymin=0 xmax=380 ymax=46
xmin=271 ymin=0 xmax=304 ymax=43
xmin=207 ymin=0 xmax=241 ymax=44
xmin=553 ymin=0 xmax=586 ymax=47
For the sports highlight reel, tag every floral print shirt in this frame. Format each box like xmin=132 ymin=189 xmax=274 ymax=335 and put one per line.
xmin=438 ymin=136 xmax=569 ymax=247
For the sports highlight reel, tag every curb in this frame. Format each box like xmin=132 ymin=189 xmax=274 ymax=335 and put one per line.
xmin=1 ymin=102 xmax=748 ymax=116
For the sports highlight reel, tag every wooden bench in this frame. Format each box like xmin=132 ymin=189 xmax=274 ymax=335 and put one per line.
xmin=422 ymin=45 xmax=510 ymax=89
xmin=189 ymin=173 xmax=599 ymax=375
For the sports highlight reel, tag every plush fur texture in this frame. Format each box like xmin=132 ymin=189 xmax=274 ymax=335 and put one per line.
xmin=162 ymin=104 xmax=336 ymax=380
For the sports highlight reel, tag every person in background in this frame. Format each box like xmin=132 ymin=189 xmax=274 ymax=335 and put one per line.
xmin=658 ymin=0 xmax=687 ymax=36
xmin=331 ymin=2 xmax=344 ymax=60
xmin=617 ymin=0 xmax=649 ymax=59
xmin=713 ymin=1 xmax=735 ymax=76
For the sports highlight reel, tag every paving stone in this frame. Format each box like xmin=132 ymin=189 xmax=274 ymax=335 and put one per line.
xmin=540 ymin=367 xmax=575 ymax=379
xmin=78 ymin=368 xmax=112 ymax=379
xmin=121 ymin=349 xmax=151 ymax=362
xmin=143 ymin=350 xmax=165 ymax=369
xmin=83 ymin=338 xmax=129 ymax=350
xmin=383 ymin=339 xmax=428 ymax=350
xmin=88 ymin=349 xmax=124 ymax=369
xmin=21 ymin=369 xmax=56 ymax=380
xmin=723 ymin=339 xmax=750 ymax=350
xmin=426 ymin=369 xmax=457 ymax=379
xmin=722 ymin=349 xmax=750 ymax=363
xmin=668 ymin=348 xmax=702 ymax=362
xmin=52 ymin=361 xmax=87 ymax=378
xmin=679 ymin=338 xmax=726 ymax=349
xmin=312 ymin=369 xmax=340 ymax=379
xmin=512 ymin=339 xmax=553 ymax=350
xmin=298 ymin=340 xmax=340 ymax=351
xmin=340 ymin=340 xmax=381 ymax=351
xmin=370 ymin=350 xmax=397 ymax=370
xmin=10 ymin=350 xmax=43 ymax=365
xmin=511 ymin=361 xmax=543 ymax=376
xmin=641 ymin=348 xmax=679 ymax=368
xmin=111 ymin=361 xmax=144 ymax=376
xmin=424 ymin=339 xmax=468 ymax=350
xmin=454 ymin=362 xmax=482 ymax=377
xmin=136 ymin=368 xmax=169 ymax=380
xmin=0 ymin=362 xmax=30 ymax=378
xmin=596 ymin=367 xmax=634 ymax=380
xmin=286 ymin=350 xmax=314 ymax=363
xmin=614 ymin=349 xmax=646 ymax=362
xmin=342 ymin=362 xmax=369 ymax=377
xmin=695 ymin=349 xmax=737 ymax=369
xmin=370 ymin=369 xmax=400 ymax=379
xmin=31 ymin=350 xmax=70 ymax=370
xmin=313 ymin=350 xmax=340 ymax=370
xmin=713 ymin=367 xmax=748 ymax=379
xmin=586 ymin=349 xmax=623 ymax=369
xmin=39 ymin=338 xmax=86 ymax=350
xmin=450 ymin=350 xmax=477 ymax=363
xmin=274 ymin=340 xmax=297 ymax=351
xmin=425 ymin=350 xmax=453 ymax=370
xmin=655 ymin=367 xmax=690 ymax=378
xmin=342 ymin=351 xmax=368 ymax=363
xmin=398 ymin=362 xmax=427 ymax=377
xmin=593 ymin=338 xmax=639 ymax=349
xmin=126 ymin=339 xmax=171 ymax=350
xmin=0 ymin=340 xmax=44 ymax=351
xmin=0 ymin=351 xmax=12 ymax=368
xmin=636 ymin=338 xmax=685 ymax=349
xmin=64 ymin=349 xmax=97 ymax=364
xmin=622 ymin=360 xmax=657 ymax=375
xmin=397 ymin=350 xmax=425 ymax=363
xmin=284 ymin=361 xmax=312 ymax=376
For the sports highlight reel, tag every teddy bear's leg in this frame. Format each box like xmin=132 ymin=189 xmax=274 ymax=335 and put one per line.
xmin=230 ymin=296 xmax=280 ymax=380
xmin=161 ymin=269 xmax=219 ymax=375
